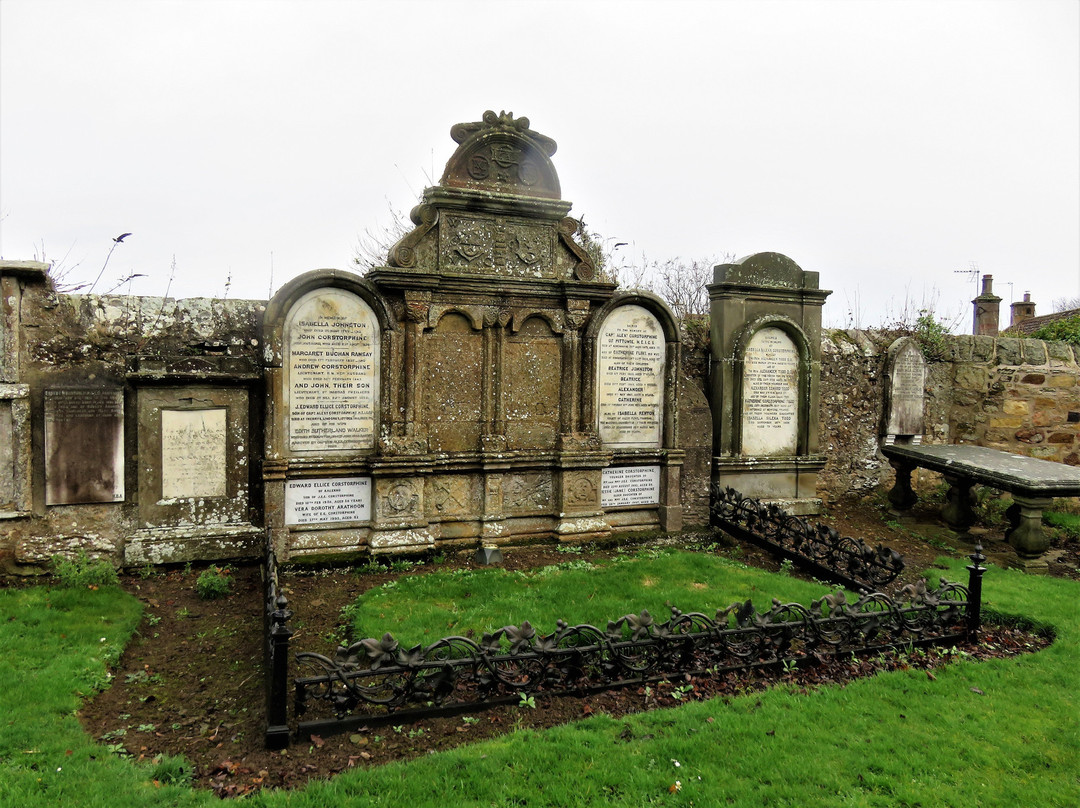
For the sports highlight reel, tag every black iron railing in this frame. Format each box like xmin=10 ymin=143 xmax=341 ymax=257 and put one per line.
xmin=263 ymin=543 xmax=293 ymax=749
xmin=710 ymin=486 xmax=905 ymax=590
xmin=290 ymin=550 xmax=985 ymax=737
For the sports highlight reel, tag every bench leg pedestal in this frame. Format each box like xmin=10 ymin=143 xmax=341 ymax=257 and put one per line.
xmin=1005 ymin=495 xmax=1052 ymax=573
xmin=941 ymin=474 xmax=976 ymax=534
xmin=887 ymin=461 xmax=918 ymax=514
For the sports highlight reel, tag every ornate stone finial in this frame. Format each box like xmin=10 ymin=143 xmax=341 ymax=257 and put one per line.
xmin=441 ymin=110 xmax=561 ymax=199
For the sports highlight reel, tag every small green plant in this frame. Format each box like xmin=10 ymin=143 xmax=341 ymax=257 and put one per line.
xmin=195 ymin=565 xmax=233 ymax=600
xmin=670 ymin=683 xmax=694 ymax=701
xmin=389 ymin=558 xmax=418 ymax=573
xmin=1044 ymin=509 xmax=1080 ymax=541
xmin=778 ymin=558 xmax=795 ymax=576
xmin=150 ymin=754 xmax=193 ymax=786
xmin=1031 ymin=314 xmax=1080 ymax=346
xmin=50 ymin=550 xmax=118 ymax=588
xmin=912 ymin=310 xmax=952 ymax=361
xmin=517 ymin=693 xmax=537 ymax=709
xmin=461 ymin=716 xmax=479 ymax=725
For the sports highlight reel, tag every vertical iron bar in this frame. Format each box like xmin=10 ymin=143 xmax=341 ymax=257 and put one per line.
xmin=965 ymin=543 xmax=987 ymax=640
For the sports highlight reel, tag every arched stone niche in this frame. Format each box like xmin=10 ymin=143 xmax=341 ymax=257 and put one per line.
xmin=735 ymin=320 xmax=810 ymax=458
xmin=262 ymin=270 xmax=395 ymax=558
xmin=709 ymin=253 xmax=830 ymax=513
xmin=587 ymin=293 xmax=683 ymax=532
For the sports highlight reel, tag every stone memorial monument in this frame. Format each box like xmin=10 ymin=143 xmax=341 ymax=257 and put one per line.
xmin=882 ymin=336 xmax=927 ymax=445
xmin=263 ymin=111 xmax=683 ymax=559
xmin=124 ymin=355 xmax=263 ymax=565
xmin=708 ymin=253 xmax=830 ymax=514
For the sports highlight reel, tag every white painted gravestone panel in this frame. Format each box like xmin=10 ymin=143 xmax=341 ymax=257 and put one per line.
xmin=597 ymin=305 xmax=665 ymax=447
xmin=161 ymin=409 xmax=227 ymax=499
xmin=285 ymin=477 xmax=372 ymax=525
xmin=601 ymin=465 xmax=660 ymax=508
xmin=286 ymin=288 xmax=380 ymax=452
xmin=45 ymin=388 xmax=125 ymax=505
xmin=885 ymin=339 xmax=927 ymax=438
xmin=740 ymin=328 xmax=799 ymax=456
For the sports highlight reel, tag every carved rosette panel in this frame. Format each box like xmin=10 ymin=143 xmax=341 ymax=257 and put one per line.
xmin=502 ymin=472 xmax=553 ymax=513
xmin=376 ymin=479 xmax=422 ymax=520
xmin=440 ymin=214 xmax=555 ymax=278
xmin=563 ymin=472 xmax=598 ymax=507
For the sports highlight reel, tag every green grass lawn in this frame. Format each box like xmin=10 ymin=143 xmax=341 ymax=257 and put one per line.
xmin=2 ymin=552 xmax=1078 ymax=807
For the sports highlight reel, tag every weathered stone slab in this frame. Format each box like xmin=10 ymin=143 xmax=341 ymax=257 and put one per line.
xmin=882 ymin=443 xmax=1080 ymax=497
xmin=885 ymin=338 xmax=927 ymax=438
xmin=597 ymin=305 xmax=665 ymax=447
xmin=285 ymin=288 xmax=379 ymax=453
xmin=285 ymin=477 xmax=372 ymax=525
xmin=740 ymin=327 xmax=799 ymax=456
xmin=45 ymin=388 xmax=125 ymax=505
xmin=161 ymin=408 xmax=227 ymax=499
xmin=601 ymin=465 xmax=660 ymax=508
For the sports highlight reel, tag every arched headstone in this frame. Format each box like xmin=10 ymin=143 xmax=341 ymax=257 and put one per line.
xmin=740 ymin=327 xmax=800 ymax=457
xmin=596 ymin=304 xmax=665 ymax=448
xmin=284 ymin=287 xmax=380 ymax=453
xmin=883 ymin=337 xmax=927 ymax=444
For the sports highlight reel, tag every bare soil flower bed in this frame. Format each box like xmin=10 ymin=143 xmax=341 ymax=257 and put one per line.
xmin=77 ymin=505 xmax=1060 ymax=797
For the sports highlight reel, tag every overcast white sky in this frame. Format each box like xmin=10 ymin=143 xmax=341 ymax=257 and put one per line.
xmin=2 ymin=0 xmax=1077 ymax=330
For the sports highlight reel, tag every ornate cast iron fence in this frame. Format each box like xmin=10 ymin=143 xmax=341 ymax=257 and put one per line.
xmin=291 ymin=548 xmax=985 ymax=738
xmin=263 ymin=545 xmax=293 ymax=749
xmin=710 ymin=486 xmax=905 ymax=591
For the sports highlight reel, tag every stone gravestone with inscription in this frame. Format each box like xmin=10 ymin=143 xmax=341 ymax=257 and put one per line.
xmin=740 ymin=327 xmax=799 ymax=456
xmin=45 ymin=388 xmax=125 ymax=505
xmin=263 ymin=111 xmax=683 ymax=560
xmin=596 ymin=304 xmax=665 ymax=448
xmin=161 ymin=409 xmax=228 ymax=499
xmin=709 ymin=253 xmax=830 ymax=514
xmin=285 ymin=288 xmax=380 ymax=453
xmin=883 ymin=337 xmax=927 ymax=444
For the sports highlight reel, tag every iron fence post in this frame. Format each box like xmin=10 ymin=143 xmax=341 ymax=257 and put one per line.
xmin=265 ymin=595 xmax=293 ymax=749
xmin=965 ymin=544 xmax=987 ymax=640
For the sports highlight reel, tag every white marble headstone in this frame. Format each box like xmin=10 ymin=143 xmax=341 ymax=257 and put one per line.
xmin=596 ymin=305 xmax=665 ymax=448
xmin=740 ymin=327 xmax=799 ymax=456
xmin=285 ymin=288 xmax=380 ymax=453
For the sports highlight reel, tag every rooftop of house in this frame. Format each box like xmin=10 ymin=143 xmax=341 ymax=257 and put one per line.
xmin=1001 ymin=307 xmax=1080 ymax=336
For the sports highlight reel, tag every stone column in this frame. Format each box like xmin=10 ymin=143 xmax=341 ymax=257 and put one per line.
xmin=1005 ymin=494 xmax=1052 ymax=572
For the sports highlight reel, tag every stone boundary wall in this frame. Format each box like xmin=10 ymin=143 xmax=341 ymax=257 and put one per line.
xmin=3 ymin=268 xmax=1078 ymax=566
xmin=1 ymin=265 xmax=266 ymax=572
xmin=816 ymin=330 xmax=1080 ymax=504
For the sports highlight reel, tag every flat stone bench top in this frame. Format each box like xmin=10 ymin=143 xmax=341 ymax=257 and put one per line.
xmin=881 ymin=443 xmax=1080 ymax=500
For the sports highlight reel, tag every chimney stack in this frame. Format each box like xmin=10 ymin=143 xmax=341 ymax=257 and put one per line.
xmin=972 ymin=274 xmax=1002 ymax=336
xmin=1010 ymin=291 xmax=1036 ymax=329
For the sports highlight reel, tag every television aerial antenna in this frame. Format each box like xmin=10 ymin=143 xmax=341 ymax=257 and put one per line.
xmin=954 ymin=261 xmax=980 ymax=294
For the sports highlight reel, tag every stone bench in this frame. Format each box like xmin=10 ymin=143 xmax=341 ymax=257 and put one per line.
xmin=881 ymin=443 xmax=1080 ymax=572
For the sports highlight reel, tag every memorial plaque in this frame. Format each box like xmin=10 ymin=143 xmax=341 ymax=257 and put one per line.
xmin=45 ymin=388 xmax=125 ymax=505
xmin=597 ymin=305 xmax=665 ymax=447
xmin=161 ymin=409 xmax=227 ymax=499
xmin=740 ymin=328 xmax=799 ymax=456
xmin=886 ymin=339 xmax=927 ymax=436
xmin=0 ymin=401 xmax=13 ymax=508
xmin=286 ymin=288 xmax=380 ymax=452
xmin=601 ymin=465 xmax=660 ymax=508
xmin=285 ymin=477 xmax=372 ymax=525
